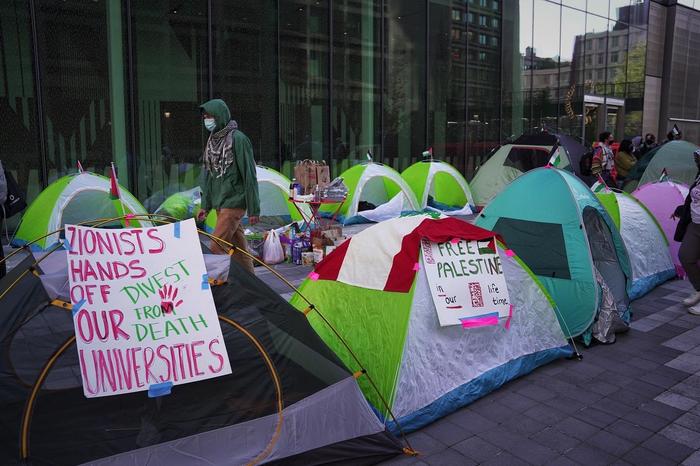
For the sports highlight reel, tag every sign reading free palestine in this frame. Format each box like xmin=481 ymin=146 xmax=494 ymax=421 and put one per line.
xmin=420 ymin=237 xmax=511 ymax=327
xmin=65 ymin=218 xmax=231 ymax=398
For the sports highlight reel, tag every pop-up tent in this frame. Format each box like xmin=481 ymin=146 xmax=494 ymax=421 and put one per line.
xmin=476 ymin=168 xmax=632 ymax=344
xmin=470 ymin=133 xmax=571 ymax=206
xmin=320 ymin=162 xmax=420 ymax=223
xmin=291 ymin=215 xmax=571 ymax=433
xmin=623 ymin=140 xmax=700 ymax=191
xmin=401 ymin=160 xmax=474 ymax=215
xmin=595 ymin=190 xmax=675 ymax=299
xmin=0 ymin=252 xmax=402 ymax=465
xmin=153 ymin=166 xmax=308 ymax=230
xmin=12 ymin=172 xmax=151 ymax=250
xmin=632 ymin=180 xmax=689 ymax=277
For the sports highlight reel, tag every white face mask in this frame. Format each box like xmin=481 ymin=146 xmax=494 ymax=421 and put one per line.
xmin=204 ymin=118 xmax=217 ymax=132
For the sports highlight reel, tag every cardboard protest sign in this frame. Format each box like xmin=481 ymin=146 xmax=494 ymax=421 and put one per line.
xmin=420 ymin=237 xmax=511 ymax=327
xmin=65 ymin=218 xmax=231 ymax=398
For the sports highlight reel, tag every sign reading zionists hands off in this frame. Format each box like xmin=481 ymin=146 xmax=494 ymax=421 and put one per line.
xmin=421 ymin=237 xmax=511 ymax=327
xmin=66 ymin=218 xmax=231 ymax=398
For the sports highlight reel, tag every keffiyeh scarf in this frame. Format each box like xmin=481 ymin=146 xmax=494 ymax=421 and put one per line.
xmin=204 ymin=120 xmax=238 ymax=178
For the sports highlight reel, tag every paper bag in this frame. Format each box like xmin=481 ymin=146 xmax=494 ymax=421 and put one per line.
xmin=316 ymin=162 xmax=330 ymax=188
xmin=294 ymin=160 xmax=318 ymax=195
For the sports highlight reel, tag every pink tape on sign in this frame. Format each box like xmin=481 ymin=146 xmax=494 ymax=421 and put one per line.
xmin=460 ymin=316 xmax=499 ymax=328
xmin=504 ymin=305 xmax=514 ymax=329
xmin=412 ymin=263 xmax=421 ymax=271
xmin=308 ymin=272 xmax=320 ymax=281
xmin=124 ymin=213 xmax=134 ymax=227
xmin=450 ymin=237 xmax=460 ymax=244
xmin=505 ymin=249 xmax=515 ymax=257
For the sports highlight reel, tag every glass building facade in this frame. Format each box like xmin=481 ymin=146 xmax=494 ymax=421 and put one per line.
xmin=0 ymin=0 xmax=693 ymax=218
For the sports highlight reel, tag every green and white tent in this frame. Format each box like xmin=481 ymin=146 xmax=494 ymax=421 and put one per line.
xmin=476 ymin=167 xmax=632 ymax=344
xmin=320 ymin=162 xmax=419 ymax=223
xmin=12 ymin=172 xmax=150 ymax=250
xmin=292 ymin=215 xmax=571 ymax=433
xmin=401 ymin=160 xmax=474 ymax=215
xmin=470 ymin=134 xmax=571 ymax=207
xmin=623 ymin=140 xmax=700 ymax=192
xmin=595 ymin=189 xmax=675 ymax=299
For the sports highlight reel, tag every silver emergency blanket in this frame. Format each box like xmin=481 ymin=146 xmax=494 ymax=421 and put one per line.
xmin=590 ymin=267 xmax=629 ymax=344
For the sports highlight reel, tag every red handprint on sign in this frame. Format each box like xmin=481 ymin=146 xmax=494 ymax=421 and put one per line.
xmin=159 ymin=285 xmax=183 ymax=314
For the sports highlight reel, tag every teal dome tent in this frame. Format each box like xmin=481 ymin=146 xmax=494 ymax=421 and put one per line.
xmin=623 ymin=140 xmax=700 ymax=191
xmin=476 ymin=168 xmax=632 ymax=343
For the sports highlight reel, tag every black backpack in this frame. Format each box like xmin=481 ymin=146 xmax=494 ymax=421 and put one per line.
xmin=579 ymin=149 xmax=594 ymax=176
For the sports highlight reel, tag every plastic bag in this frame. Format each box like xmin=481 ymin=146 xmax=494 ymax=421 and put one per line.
xmin=263 ymin=229 xmax=285 ymax=264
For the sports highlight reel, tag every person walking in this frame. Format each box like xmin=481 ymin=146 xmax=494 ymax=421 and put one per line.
xmin=196 ymin=99 xmax=260 ymax=274
xmin=591 ymin=131 xmax=617 ymax=186
xmin=614 ymin=139 xmax=637 ymax=186
xmin=674 ymin=148 xmax=700 ymax=315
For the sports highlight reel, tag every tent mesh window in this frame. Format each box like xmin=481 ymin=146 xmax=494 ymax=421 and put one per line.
xmin=503 ymin=147 xmax=552 ymax=172
xmin=582 ymin=207 xmax=630 ymax=310
xmin=492 ymin=217 xmax=571 ymax=280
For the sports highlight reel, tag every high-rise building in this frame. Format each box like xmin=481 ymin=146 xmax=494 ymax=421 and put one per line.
xmin=0 ymin=0 xmax=698 ymax=215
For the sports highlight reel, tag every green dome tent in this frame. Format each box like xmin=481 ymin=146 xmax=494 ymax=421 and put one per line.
xmin=401 ymin=160 xmax=474 ymax=214
xmin=12 ymin=172 xmax=151 ymax=251
xmin=291 ymin=215 xmax=571 ymax=433
xmin=595 ymin=190 xmax=675 ymax=299
xmin=623 ymin=140 xmax=700 ymax=192
xmin=319 ymin=162 xmax=419 ymax=223
xmin=476 ymin=168 xmax=632 ymax=343
xmin=470 ymin=134 xmax=571 ymax=207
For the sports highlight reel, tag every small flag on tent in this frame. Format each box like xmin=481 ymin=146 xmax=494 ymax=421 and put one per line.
xmin=77 ymin=160 xmax=84 ymax=173
xmin=659 ymin=168 xmax=669 ymax=182
xmin=546 ymin=152 xmax=562 ymax=168
xmin=109 ymin=163 xmax=121 ymax=200
xmin=672 ymin=124 xmax=681 ymax=138
xmin=422 ymin=147 xmax=433 ymax=159
xmin=591 ymin=175 xmax=609 ymax=193
xmin=109 ymin=163 xmax=130 ymax=226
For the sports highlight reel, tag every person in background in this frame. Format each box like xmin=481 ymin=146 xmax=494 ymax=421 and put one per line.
xmin=614 ymin=139 xmax=637 ymax=186
xmin=636 ymin=133 xmax=657 ymax=158
xmin=591 ymin=131 xmax=617 ymax=186
xmin=196 ymin=99 xmax=260 ymax=274
xmin=674 ymin=148 xmax=700 ymax=316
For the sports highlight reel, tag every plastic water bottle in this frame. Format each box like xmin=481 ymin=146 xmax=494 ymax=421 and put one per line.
xmin=292 ymin=237 xmax=303 ymax=265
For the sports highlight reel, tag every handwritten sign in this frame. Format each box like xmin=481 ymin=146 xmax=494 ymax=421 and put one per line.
xmin=420 ymin=237 xmax=511 ymax=327
xmin=65 ymin=219 xmax=231 ymax=398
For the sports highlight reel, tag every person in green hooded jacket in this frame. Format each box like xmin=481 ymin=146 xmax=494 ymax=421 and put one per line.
xmin=196 ymin=99 xmax=260 ymax=274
